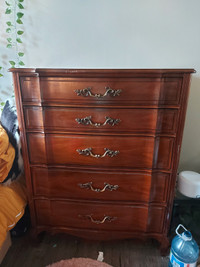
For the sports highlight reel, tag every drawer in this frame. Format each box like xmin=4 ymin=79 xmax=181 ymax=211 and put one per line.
xmin=20 ymin=76 xmax=182 ymax=105
xmin=31 ymin=167 xmax=170 ymax=203
xmin=35 ymin=199 xmax=165 ymax=233
xmin=24 ymin=106 xmax=178 ymax=134
xmin=27 ymin=133 xmax=173 ymax=169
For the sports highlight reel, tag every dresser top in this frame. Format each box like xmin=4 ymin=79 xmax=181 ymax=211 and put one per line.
xmin=9 ymin=68 xmax=195 ymax=74
xmin=9 ymin=68 xmax=196 ymax=78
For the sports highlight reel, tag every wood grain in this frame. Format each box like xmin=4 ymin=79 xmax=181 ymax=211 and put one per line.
xmin=34 ymin=199 xmax=165 ymax=233
xmin=1 ymin=232 xmax=171 ymax=267
xmin=31 ymin=167 xmax=170 ymax=203
xmin=24 ymin=106 xmax=178 ymax=134
xmin=20 ymin=76 xmax=183 ymax=105
xmin=10 ymin=68 xmax=194 ymax=253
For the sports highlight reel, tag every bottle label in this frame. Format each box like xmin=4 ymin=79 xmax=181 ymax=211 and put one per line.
xmin=170 ymin=251 xmax=197 ymax=267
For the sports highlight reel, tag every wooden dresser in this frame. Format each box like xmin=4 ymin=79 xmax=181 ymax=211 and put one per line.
xmin=11 ymin=68 xmax=195 ymax=253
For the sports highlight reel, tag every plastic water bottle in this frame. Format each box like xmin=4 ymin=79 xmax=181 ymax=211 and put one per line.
xmin=169 ymin=224 xmax=199 ymax=267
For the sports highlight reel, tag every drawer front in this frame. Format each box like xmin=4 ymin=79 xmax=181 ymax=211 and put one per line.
xmin=20 ymin=77 xmax=182 ymax=105
xmin=35 ymin=199 xmax=165 ymax=233
xmin=24 ymin=106 xmax=178 ymax=134
xmin=20 ymin=76 xmax=40 ymax=102
xmin=31 ymin=167 xmax=170 ymax=203
xmin=27 ymin=133 xmax=173 ymax=170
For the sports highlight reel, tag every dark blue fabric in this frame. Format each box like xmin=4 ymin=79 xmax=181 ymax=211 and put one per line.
xmin=0 ymin=100 xmax=18 ymax=143
xmin=0 ymin=100 xmax=22 ymax=183
xmin=11 ymin=206 xmax=30 ymax=237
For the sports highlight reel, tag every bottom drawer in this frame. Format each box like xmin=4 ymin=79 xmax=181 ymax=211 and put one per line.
xmin=35 ymin=200 xmax=165 ymax=233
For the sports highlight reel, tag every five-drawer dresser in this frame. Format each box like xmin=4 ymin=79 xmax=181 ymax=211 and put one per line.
xmin=11 ymin=68 xmax=195 ymax=253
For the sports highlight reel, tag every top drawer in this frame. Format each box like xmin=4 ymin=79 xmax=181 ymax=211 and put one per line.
xmin=20 ymin=76 xmax=183 ymax=106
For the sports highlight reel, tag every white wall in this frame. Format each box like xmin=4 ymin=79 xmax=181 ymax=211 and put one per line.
xmin=0 ymin=0 xmax=200 ymax=171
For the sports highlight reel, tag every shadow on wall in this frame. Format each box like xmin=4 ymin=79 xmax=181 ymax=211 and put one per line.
xmin=0 ymin=54 xmax=13 ymax=103
xmin=22 ymin=0 xmax=40 ymax=67
xmin=0 ymin=3 xmax=14 ymax=103
xmin=179 ymin=76 xmax=200 ymax=173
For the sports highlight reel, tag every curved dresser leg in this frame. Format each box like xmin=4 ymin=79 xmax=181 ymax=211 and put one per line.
xmin=160 ymin=236 xmax=170 ymax=256
xmin=30 ymin=228 xmax=38 ymax=240
xmin=29 ymin=228 xmax=45 ymax=246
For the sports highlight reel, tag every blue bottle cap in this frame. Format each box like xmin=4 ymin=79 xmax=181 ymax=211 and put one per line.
xmin=176 ymin=224 xmax=192 ymax=241
xmin=181 ymin=231 xmax=192 ymax=241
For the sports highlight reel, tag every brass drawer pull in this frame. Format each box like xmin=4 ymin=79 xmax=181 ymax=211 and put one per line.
xmin=75 ymin=116 xmax=120 ymax=127
xmin=78 ymin=182 xmax=119 ymax=192
xmin=75 ymin=87 xmax=122 ymax=98
xmin=77 ymin=147 xmax=119 ymax=158
xmin=79 ymin=214 xmax=117 ymax=224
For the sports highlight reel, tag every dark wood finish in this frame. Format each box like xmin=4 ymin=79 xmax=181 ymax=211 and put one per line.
xmin=31 ymin=167 xmax=170 ymax=203
xmin=2 ymin=233 xmax=172 ymax=267
xmin=27 ymin=133 xmax=173 ymax=169
xmin=24 ymin=106 xmax=178 ymax=134
xmin=11 ymin=68 xmax=195 ymax=254
xmin=34 ymin=199 xmax=165 ymax=233
xmin=10 ymin=68 xmax=195 ymax=74
xmin=20 ymin=76 xmax=40 ymax=102
xmin=20 ymin=76 xmax=183 ymax=105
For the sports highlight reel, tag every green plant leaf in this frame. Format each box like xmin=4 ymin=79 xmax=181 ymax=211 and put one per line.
xmin=17 ymin=12 xmax=24 ymax=18
xmin=18 ymin=3 xmax=24 ymax=9
xmin=5 ymin=8 xmax=12 ymax=14
xmin=0 ymin=74 xmax=3 ymax=77
xmin=19 ymin=0 xmax=24 ymax=2
xmin=0 ymin=67 xmax=2 ymax=70
xmin=19 ymin=61 xmax=25 ymax=66
xmin=5 ymin=1 xmax=11 ymax=6
xmin=16 ymin=18 xmax=23 ymax=24
xmin=6 ymin=28 xmax=11 ymax=33
xmin=1 ymin=102 xmax=5 ymax=106
xmin=16 ymin=38 xmax=22 ymax=43
xmin=7 ymin=44 xmax=12 ymax=48
xmin=6 ymin=21 xmax=12 ymax=26
xmin=7 ymin=37 xmax=12 ymax=43
xmin=18 ymin=52 xmax=24 ymax=57
xmin=9 ymin=61 xmax=15 ymax=66
xmin=17 ymin=30 xmax=24 ymax=35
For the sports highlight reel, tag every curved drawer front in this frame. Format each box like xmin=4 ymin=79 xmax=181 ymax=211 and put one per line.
xmin=31 ymin=167 xmax=170 ymax=203
xmin=24 ymin=106 xmax=178 ymax=134
xmin=20 ymin=76 xmax=182 ymax=105
xmin=35 ymin=199 xmax=165 ymax=233
xmin=27 ymin=133 xmax=173 ymax=170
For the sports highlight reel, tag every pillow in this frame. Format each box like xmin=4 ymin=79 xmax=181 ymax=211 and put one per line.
xmin=0 ymin=101 xmax=23 ymax=183
xmin=0 ymin=101 xmax=18 ymax=142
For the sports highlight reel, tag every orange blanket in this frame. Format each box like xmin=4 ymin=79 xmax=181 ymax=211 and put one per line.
xmin=0 ymin=125 xmax=27 ymax=247
xmin=0 ymin=175 xmax=27 ymax=247
xmin=0 ymin=125 xmax=15 ymax=183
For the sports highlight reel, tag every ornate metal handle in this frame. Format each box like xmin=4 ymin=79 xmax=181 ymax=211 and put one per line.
xmin=76 ymin=147 xmax=119 ymax=158
xmin=78 ymin=182 xmax=119 ymax=192
xmin=75 ymin=87 xmax=122 ymax=98
xmin=75 ymin=116 xmax=120 ymax=127
xmin=79 ymin=214 xmax=117 ymax=224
